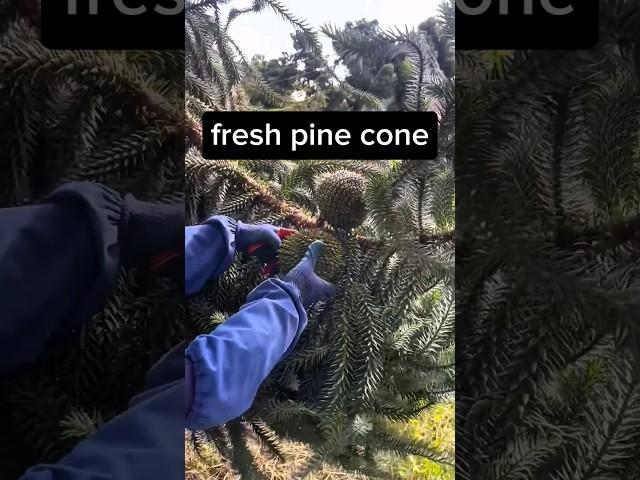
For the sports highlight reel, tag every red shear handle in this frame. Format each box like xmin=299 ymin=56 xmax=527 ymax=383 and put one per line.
xmin=150 ymin=249 xmax=183 ymax=274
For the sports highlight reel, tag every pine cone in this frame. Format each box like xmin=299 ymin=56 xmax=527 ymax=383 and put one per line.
xmin=278 ymin=229 xmax=343 ymax=280
xmin=315 ymin=170 xmax=368 ymax=230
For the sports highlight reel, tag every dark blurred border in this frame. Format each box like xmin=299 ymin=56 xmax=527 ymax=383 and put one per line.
xmin=0 ymin=1 xmax=185 ymax=477
xmin=456 ymin=1 xmax=640 ymax=478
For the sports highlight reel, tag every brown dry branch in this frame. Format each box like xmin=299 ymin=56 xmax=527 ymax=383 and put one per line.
xmin=186 ymin=115 xmax=203 ymax=147
xmin=557 ymin=213 xmax=640 ymax=254
xmin=185 ymin=155 xmax=321 ymax=228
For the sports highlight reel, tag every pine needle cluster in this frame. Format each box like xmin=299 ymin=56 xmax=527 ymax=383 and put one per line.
xmin=456 ymin=1 xmax=640 ymax=478
xmin=186 ymin=159 xmax=455 ymax=478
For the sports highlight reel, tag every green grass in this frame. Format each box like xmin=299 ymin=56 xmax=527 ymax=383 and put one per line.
xmin=185 ymin=403 xmax=454 ymax=479
xmin=383 ymin=402 xmax=454 ymax=480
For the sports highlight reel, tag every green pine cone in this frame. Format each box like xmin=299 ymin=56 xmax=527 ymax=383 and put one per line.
xmin=278 ymin=229 xmax=343 ymax=280
xmin=315 ymin=170 xmax=368 ymax=230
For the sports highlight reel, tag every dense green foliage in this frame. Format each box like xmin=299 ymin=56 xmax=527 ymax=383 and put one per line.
xmin=0 ymin=0 xmax=455 ymax=478
xmin=185 ymin=1 xmax=455 ymax=478
xmin=186 ymin=158 xmax=455 ymax=478
xmin=456 ymin=1 xmax=640 ymax=478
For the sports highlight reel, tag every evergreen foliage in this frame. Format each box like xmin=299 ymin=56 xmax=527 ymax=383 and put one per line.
xmin=186 ymin=158 xmax=455 ymax=478
xmin=0 ymin=0 xmax=184 ymax=475
xmin=185 ymin=2 xmax=455 ymax=477
xmin=185 ymin=0 xmax=321 ymax=117
xmin=0 ymin=0 xmax=456 ymax=478
xmin=456 ymin=1 xmax=640 ymax=478
xmin=322 ymin=13 xmax=452 ymax=113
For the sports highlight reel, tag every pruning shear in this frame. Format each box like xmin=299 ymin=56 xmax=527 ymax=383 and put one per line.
xmin=132 ymin=248 xmax=183 ymax=295
xmin=149 ymin=248 xmax=183 ymax=284
xmin=146 ymin=227 xmax=297 ymax=282
xmin=247 ymin=228 xmax=297 ymax=277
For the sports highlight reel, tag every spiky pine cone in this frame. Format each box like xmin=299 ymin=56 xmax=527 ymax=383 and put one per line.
xmin=315 ymin=170 xmax=368 ymax=230
xmin=278 ymin=229 xmax=343 ymax=280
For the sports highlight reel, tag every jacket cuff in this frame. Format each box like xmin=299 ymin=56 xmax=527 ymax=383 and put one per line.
xmin=205 ymin=215 xmax=238 ymax=240
xmin=185 ymin=339 xmax=216 ymax=430
xmin=269 ymin=279 xmax=308 ymax=357
xmin=185 ymin=357 xmax=194 ymax=417
xmin=206 ymin=215 xmax=238 ymax=272
xmin=46 ymin=182 xmax=122 ymax=327
xmin=185 ymin=215 xmax=239 ymax=297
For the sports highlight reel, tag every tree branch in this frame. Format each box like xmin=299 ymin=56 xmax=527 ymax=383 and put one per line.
xmin=557 ymin=214 xmax=640 ymax=254
xmin=185 ymin=155 xmax=321 ymax=228
xmin=419 ymin=230 xmax=454 ymax=245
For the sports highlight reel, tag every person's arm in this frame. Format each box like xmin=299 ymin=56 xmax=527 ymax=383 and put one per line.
xmin=19 ymin=375 xmax=185 ymax=480
xmin=185 ymin=241 xmax=336 ymax=430
xmin=184 ymin=216 xmax=283 ymax=296
xmin=17 ymin=279 xmax=306 ymax=478
xmin=0 ymin=183 xmax=120 ymax=372
xmin=0 ymin=182 xmax=182 ymax=373
xmin=186 ymin=278 xmax=306 ymax=430
xmin=15 ymin=241 xmax=333 ymax=479
xmin=184 ymin=216 xmax=237 ymax=296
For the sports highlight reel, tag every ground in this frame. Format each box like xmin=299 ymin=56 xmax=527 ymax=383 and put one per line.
xmin=185 ymin=402 xmax=454 ymax=479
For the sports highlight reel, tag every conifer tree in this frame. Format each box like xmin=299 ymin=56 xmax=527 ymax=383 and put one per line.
xmin=185 ymin=158 xmax=455 ymax=478
xmin=456 ymin=1 xmax=640 ymax=478
xmin=0 ymin=0 xmax=456 ymax=477
xmin=185 ymin=1 xmax=455 ymax=477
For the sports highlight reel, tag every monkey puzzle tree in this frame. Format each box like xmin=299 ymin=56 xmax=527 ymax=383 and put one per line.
xmin=185 ymin=2 xmax=455 ymax=477
xmin=323 ymin=0 xmax=454 ymax=115
xmin=185 ymin=0 xmax=321 ymax=116
xmin=456 ymin=1 xmax=640 ymax=479
xmin=185 ymin=158 xmax=455 ymax=479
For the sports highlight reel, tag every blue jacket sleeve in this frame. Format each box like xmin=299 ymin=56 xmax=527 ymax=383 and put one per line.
xmin=185 ymin=215 xmax=238 ymax=296
xmin=19 ymin=345 xmax=185 ymax=480
xmin=0 ymin=182 xmax=121 ymax=372
xmin=185 ymin=278 xmax=307 ymax=431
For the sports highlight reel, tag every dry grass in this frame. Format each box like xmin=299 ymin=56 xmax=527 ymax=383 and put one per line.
xmin=185 ymin=432 xmax=361 ymax=480
xmin=185 ymin=404 xmax=454 ymax=479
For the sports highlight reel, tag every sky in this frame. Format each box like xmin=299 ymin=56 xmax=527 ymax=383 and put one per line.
xmin=226 ymin=0 xmax=442 ymax=61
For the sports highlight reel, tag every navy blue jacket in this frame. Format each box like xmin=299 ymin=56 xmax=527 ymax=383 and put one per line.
xmin=184 ymin=215 xmax=307 ymax=430
xmin=1 ymin=184 xmax=306 ymax=479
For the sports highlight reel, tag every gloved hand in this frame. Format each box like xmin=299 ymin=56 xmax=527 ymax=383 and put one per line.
xmin=119 ymin=194 xmax=183 ymax=268
xmin=283 ymin=240 xmax=337 ymax=309
xmin=235 ymin=221 xmax=283 ymax=255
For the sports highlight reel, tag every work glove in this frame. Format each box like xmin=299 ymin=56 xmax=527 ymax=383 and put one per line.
xmin=119 ymin=194 xmax=183 ymax=268
xmin=283 ymin=240 xmax=337 ymax=309
xmin=235 ymin=221 xmax=283 ymax=255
